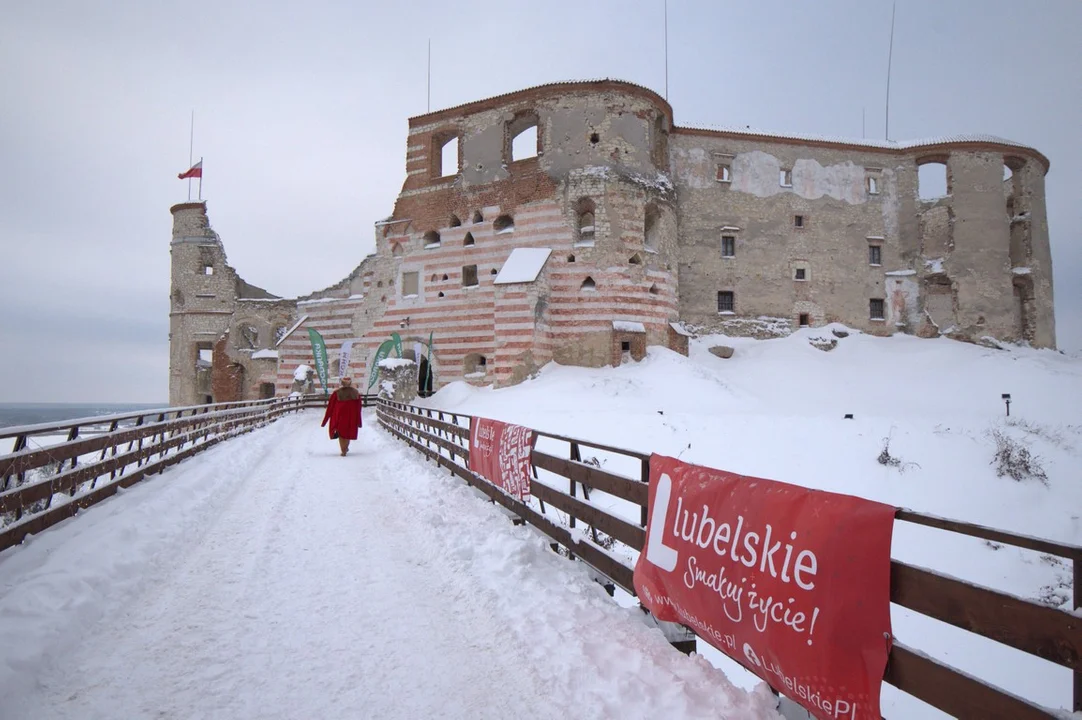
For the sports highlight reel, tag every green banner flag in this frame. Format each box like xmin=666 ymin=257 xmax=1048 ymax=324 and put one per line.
xmin=424 ymin=330 xmax=434 ymax=391
xmin=307 ymin=328 xmax=330 ymax=395
xmin=390 ymin=332 xmax=404 ymax=358
xmin=367 ymin=339 xmax=395 ymax=390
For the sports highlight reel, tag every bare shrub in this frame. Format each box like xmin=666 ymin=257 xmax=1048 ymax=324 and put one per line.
xmin=877 ymin=431 xmax=920 ymax=472
xmin=989 ymin=428 xmax=1048 ymax=484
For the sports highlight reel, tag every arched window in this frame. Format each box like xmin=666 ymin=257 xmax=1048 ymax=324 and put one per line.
xmin=581 ymin=276 xmax=596 ymax=291
xmin=575 ymin=197 xmax=596 ymax=247
xmin=648 ymin=283 xmax=659 ymax=295
xmin=464 ymin=353 xmax=487 ymax=375
xmin=449 ymin=214 xmax=462 ymax=227
xmin=509 ymin=112 xmax=540 ymax=161
xmin=472 ymin=210 xmax=484 ymax=224
xmin=463 ymin=232 xmax=475 ymax=247
xmin=567 ymin=254 xmax=576 ymax=263
xmin=916 ymin=158 xmax=949 ymax=200
xmin=423 ymin=230 xmax=441 ymax=248
xmin=628 ymin=253 xmax=643 ymax=265
xmin=644 ymin=203 xmax=661 ymax=250
xmin=493 ymin=215 xmax=514 ymax=234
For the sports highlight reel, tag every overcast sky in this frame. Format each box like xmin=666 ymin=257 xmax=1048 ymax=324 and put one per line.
xmin=1 ymin=0 xmax=1078 ymax=403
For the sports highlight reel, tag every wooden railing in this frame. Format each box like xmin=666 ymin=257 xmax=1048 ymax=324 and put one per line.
xmin=0 ymin=394 xmax=319 ymax=551
xmin=377 ymin=400 xmax=1082 ymax=719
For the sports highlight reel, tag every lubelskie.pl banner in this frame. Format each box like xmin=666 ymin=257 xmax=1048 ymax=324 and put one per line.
xmin=468 ymin=417 xmax=536 ymax=502
xmin=634 ymin=454 xmax=894 ymax=720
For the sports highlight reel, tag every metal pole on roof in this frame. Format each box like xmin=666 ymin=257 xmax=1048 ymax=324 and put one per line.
xmin=885 ymin=1 xmax=896 ymax=140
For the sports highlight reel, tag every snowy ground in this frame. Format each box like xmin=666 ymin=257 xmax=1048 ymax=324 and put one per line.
xmin=0 ymin=413 xmax=780 ymax=720
xmin=418 ymin=327 xmax=1082 ymax=717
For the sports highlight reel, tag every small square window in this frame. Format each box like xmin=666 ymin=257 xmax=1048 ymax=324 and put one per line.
xmin=621 ymin=341 xmax=631 ymax=352
xmin=870 ymin=298 xmax=885 ymax=320
xmin=869 ymin=245 xmax=882 ymax=266
xmin=721 ymin=235 xmax=735 ymax=257
xmin=202 ymin=264 xmax=214 ymax=275
xmin=716 ymin=164 xmax=731 ymax=183
xmin=799 ymin=313 xmax=810 ymax=327
xmin=867 ymin=176 xmax=880 ymax=195
xmin=794 ymin=215 xmax=805 ymax=228
xmin=462 ymin=265 xmax=478 ymax=287
xmin=794 ymin=268 xmax=806 ymax=281
xmin=402 ymin=271 xmax=419 ymax=296
xmin=780 ymin=169 xmax=793 ymax=187
xmin=717 ymin=291 xmax=735 ymax=314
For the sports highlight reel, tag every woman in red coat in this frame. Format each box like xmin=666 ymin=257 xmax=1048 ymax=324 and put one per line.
xmin=321 ymin=377 xmax=363 ymax=456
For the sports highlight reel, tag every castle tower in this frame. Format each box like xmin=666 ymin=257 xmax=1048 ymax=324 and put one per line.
xmin=168 ymin=201 xmax=235 ymax=405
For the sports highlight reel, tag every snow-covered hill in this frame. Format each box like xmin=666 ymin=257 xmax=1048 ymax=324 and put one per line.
xmin=419 ymin=327 xmax=1082 ymax=716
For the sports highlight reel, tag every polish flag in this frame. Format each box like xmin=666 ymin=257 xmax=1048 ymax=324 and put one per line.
xmin=178 ymin=160 xmax=202 ymax=179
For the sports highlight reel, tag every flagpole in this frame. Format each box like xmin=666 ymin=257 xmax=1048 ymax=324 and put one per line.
xmin=885 ymin=1 xmax=896 ymax=141
xmin=664 ymin=0 xmax=669 ymax=100
xmin=188 ymin=110 xmax=194 ymax=201
xmin=198 ymin=157 xmax=203 ymax=201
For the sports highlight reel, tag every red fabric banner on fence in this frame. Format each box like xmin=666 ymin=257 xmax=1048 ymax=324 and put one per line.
xmin=634 ymin=454 xmax=894 ymax=720
xmin=468 ymin=417 xmax=536 ymax=501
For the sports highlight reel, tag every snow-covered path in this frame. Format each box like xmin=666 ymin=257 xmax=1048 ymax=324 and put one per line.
xmin=0 ymin=411 xmax=779 ymax=720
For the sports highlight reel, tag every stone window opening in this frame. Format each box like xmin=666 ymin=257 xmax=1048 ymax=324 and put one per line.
xmin=402 ymin=271 xmax=419 ymax=297
xmin=794 ymin=214 xmax=805 ymax=229
xmin=259 ymin=382 xmax=275 ymax=399
xmin=493 ymin=214 xmax=514 ymax=234
xmin=575 ymin=198 xmax=596 ymax=247
xmin=462 ymin=265 xmax=478 ymax=287
xmin=239 ymin=324 xmax=259 ymax=348
xmin=196 ymin=342 xmax=213 ymax=368
xmin=437 ymin=291 xmax=445 ymax=298
xmin=717 ymin=291 xmax=735 ymax=314
xmin=628 ymin=253 xmax=643 ymax=265
xmin=869 ymin=245 xmax=882 ymax=266
xmin=870 ymin=298 xmax=886 ymax=321
xmin=508 ymin=112 xmax=540 ymax=162
xmin=799 ymin=313 xmax=810 ymax=327
xmin=780 ymin=169 xmax=793 ymax=187
xmin=430 ymin=273 xmax=439 ymax=283
xmin=377 ymin=280 xmax=383 ymax=288
xmin=436 ymin=133 xmax=459 ymax=178
xmin=490 ymin=268 xmax=498 ymax=276
xmin=449 ymin=214 xmax=462 ymax=228
xmin=644 ymin=203 xmax=661 ymax=250
xmin=716 ymin=164 xmax=731 ymax=183
xmin=567 ymin=254 xmax=576 ymax=263
xmin=464 ymin=353 xmax=487 ymax=376
xmin=721 ymin=235 xmax=735 ymax=258
xmin=794 ymin=268 xmax=807 ymax=281
xmin=581 ymin=276 xmax=596 ymax=292
xmin=472 ymin=210 xmax=484 ymax=224
xmin=463 ymin=231 xmax=475 ymax=246
xmin=917 ymin=158 xmax=950 ymax=200
xmin=648 ymin=283 xmax=659 ymax=295
xmin=423 ymin=230 xmax=441 ymax=249
xmin=442 ymin=274 xmax=449 ymax=281
xmin=621 ymin=341 xmax=631 ymax=353
xmin=201 ymin=263 xmax=214 ymax=275
xmin=866 ymin=174 xmax=880 ymax=195
xmin=589 ymin=132 xmax=600 ymax=144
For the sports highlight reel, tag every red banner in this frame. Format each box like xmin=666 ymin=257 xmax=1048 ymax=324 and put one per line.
xmin=468 ymin=417 xmax=536 ymax=501
xmin=634 ymin=454 xmax=894 ymax=720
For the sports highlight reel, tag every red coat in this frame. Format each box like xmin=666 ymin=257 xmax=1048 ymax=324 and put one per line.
xmin=321 ymin=387 xmax=362 ymax=440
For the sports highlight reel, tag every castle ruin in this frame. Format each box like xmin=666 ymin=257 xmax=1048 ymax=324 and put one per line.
xmin=169 ymin=79 xmax=1056 ymax=406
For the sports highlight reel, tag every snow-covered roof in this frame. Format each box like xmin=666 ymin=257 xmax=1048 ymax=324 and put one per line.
xmin=669 ymin=322 xmax=693 ymax=337
xmin=378 ymin=357 xmax=415 ymax=369
xmin=885 ymin=270 xmax=917 ymax=277
xmin=494 ymin=248 xmax=552 ymax=285
xmin=251 ymin=349 xmax=279 ymax=360
xmin=614 ymin=321 xmax=646 ymax=333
